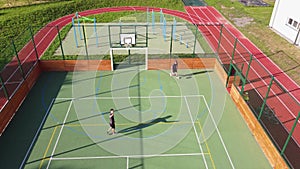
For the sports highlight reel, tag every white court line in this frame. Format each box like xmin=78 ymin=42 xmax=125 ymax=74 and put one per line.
xmin=184 ymin=96 xmax=208 ymax=169
xmin=52 ymin=153 xmax=204 ymax=160
xmin=46 ymin=100 xmax=73 ymax=169
xmin=19 ymin=98 xmax=55 ymax=169
xmin=54 ymin=95 xmax=205 ymax=100
xmin=203 ymin=96 xmax=235 ymax=169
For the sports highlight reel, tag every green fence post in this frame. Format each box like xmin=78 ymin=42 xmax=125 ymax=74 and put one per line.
xmin=56 ymin=26 xmax=65 ymax=60
xmin=258 ymin=76 xmax=274 ymax=120
xmin=245 ymin=54 xmax=253 ymax=81
xmin=240 ymin=63 xmax=244 ymax=73
xmin=0 ymin=75 xmax=9 ymax=100
xmin=169 ymin=24 xmax=173 ymax=58
xmin=82 ymin=25 xmax=89 ymax=60
xmin=193 ymin=24 xmax=198 ymax=56
xmin=239 ymin=63 xmax=245 ymax=94
xmin=240 ymin=78 xmax=246 ymax=94
xmin=231 ymin=38 xmax=238 ymax=61
xmin=11 ymin=39 xmax=24 ymax=78
xmin=281 ymin=112 xmax=300 ymax=155
xmin=217 ymin=24 xmax=223 ymax=54
xmin=29 ymin=26 xmax=39 ymax=60
xmin=225 ymin=62 xmax=233 ymax=87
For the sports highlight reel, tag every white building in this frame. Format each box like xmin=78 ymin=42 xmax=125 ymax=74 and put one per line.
xmin=269 ymin=0 xmax=300 ymax=45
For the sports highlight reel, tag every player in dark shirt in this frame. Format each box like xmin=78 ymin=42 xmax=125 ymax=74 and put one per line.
xmin=170 ymin=60 xmax=179 ymax=78
xmin=107 ymin=108 xmax=116 ymax=135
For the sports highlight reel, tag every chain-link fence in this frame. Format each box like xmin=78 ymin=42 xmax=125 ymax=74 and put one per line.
xmin=0 ymin=9 xmax=299 ymax=168
xmin=218 ymin=25 xmax=300 ymax=168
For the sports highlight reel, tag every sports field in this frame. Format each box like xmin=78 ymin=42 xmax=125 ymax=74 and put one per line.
xmin=0 ymin=4 xmax=294 ymax=169
xmin=0 ymin=67 xmax=272 ymax=169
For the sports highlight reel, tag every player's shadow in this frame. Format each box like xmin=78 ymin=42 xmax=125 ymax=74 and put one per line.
xmin=31 ymin=116 xmax=176 ymax=165
xmin=118 ymin=115 xmax=177 ymax=133
xmin=181 ymin=70 xmax=213 ymax=79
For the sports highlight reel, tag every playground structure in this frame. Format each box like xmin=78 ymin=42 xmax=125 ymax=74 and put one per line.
xmin=71 ymin=10 xmax=196 ymax=50
xmin=72 ymin=12 xmax=99 ymax=48
xmin=65 ymin=10 xmax=207 ymax=70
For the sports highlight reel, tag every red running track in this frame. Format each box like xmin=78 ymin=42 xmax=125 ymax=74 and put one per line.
xmin=185 ymin=6 xmax=300 ymax=147
xmin=0 ymin=6 xmax=299 ymax=146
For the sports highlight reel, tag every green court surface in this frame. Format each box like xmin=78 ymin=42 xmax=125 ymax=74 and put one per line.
xmin=1 ymin=67 xmax=272 ymax=169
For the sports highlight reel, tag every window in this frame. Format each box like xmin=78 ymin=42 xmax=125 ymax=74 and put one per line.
xmin=288 ymin=18 xmax=293 ymax=25
xmin=293 ymin=21 xmax=298 ymax=28
xmin=287 ymin=18 xmax=299 ymax=30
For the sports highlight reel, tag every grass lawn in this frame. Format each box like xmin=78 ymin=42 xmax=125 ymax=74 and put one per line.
xmin=0 ymin=0 xmax=48 ymax=8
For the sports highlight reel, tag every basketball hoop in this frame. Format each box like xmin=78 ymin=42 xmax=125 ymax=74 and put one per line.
xmin=121 ymin=35 xmax=134 ymax=48
xmin=124 ymin=43 xmax=132 ymax=48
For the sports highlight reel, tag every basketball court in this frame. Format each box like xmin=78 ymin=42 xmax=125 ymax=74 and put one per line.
xmin=0 ymin=6 xmax=288 ymax=169
xmin=18 ymin=69 xmax=272 ymax=169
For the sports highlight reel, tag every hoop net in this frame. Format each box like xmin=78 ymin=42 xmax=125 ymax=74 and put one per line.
xmin=124 ymin=43 xmax=132 ymax=48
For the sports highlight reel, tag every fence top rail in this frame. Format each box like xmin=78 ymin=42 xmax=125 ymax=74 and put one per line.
xmin=250 ymin=55 xmax=300 ymax=105
xmin=235 ymin=39 xmax=252 ymax=57
xmin=273 ymin=78 xmax=300 ymax=107
xmin=221 ymin=24 xmax=238 ymax=41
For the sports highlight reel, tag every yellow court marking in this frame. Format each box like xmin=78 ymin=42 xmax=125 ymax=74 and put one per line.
xmin=39 ymin=126 xmax=58 ymax=169
xmin=196 ymin=120 xmax=216 ymax=169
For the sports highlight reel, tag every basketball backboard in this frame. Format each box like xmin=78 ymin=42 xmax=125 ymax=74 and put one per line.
xmin=120 ymin=33 xmax=136 ymax=46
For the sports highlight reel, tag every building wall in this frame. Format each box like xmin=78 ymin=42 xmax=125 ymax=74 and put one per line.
xmin=269 ymin=0 xmax=300 ymax=45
